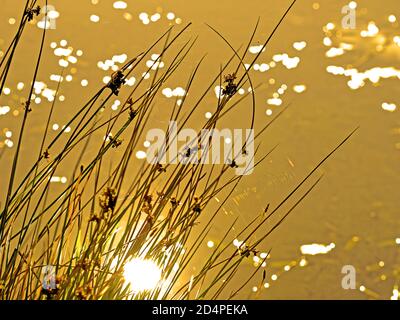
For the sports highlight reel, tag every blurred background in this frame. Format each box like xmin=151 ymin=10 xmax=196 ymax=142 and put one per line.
xmin=0 ymin=0 xmax=399 ymax=299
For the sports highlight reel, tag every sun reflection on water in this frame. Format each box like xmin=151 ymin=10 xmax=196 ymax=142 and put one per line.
xmin=123 ymin=258 xmax=162 ymax=293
